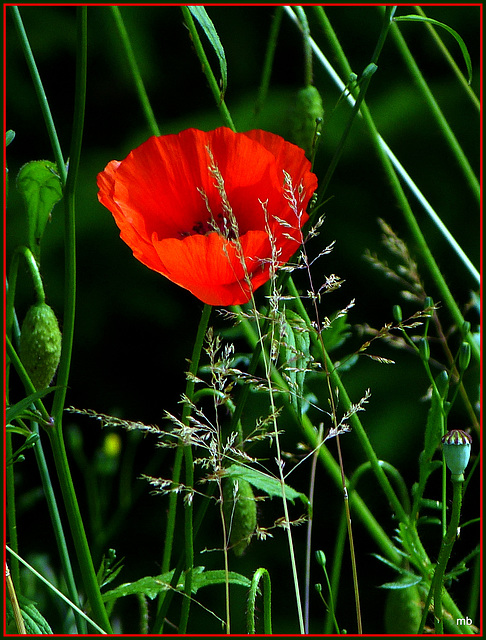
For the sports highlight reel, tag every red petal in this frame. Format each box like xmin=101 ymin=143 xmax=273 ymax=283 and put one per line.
xmin=152 ymin=230 xmax=271 ymax=306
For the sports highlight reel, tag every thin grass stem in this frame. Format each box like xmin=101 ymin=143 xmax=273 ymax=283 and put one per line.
xmin=413 ymin=6 xmax=480 ymax=110
xmin=110 ymin=6 xmax=161 ymax=137
xmin=296 ymin=6 xmax=480 ymax=289
xmin=10 ymin=7 xmax=67 ymax=186
xmin=254 ymin=6 xmax=284 ymax=115
xmin=385 ymin=7 xmax=480 ymax=202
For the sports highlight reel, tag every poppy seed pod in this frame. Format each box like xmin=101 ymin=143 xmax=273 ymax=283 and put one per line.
xmin=441 ymin=429 xmax=472 ymax=478
xmin=19 ymin=302 xmax=62 ymax=390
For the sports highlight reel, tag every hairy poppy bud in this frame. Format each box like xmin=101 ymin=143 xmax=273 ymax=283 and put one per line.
xmin=384 ymin=580 xmax=422 ymax=634
xmin=287 ymin=85 xmax=324 ymax=158
xmin=441 ymin=429 xmax=472 ymax=479
xmin=223 ymin=477 xmax=257 ymax=556
xmin=19 ymin=302 xmax=62 ymax=389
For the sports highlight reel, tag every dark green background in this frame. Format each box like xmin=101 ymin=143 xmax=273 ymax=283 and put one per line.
xmin=6 ymin=5 xmax=480 ymax=634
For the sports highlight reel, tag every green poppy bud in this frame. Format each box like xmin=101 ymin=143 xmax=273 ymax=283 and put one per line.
xmin=223 ymin=477 xmax=257 ymax=556
xmin=384 ymin=581 xmax=422 ymax=634
xmin=441 ymin=429 xmax=472 ymax=479
xmin=392 ymin=305 xmax=402 ymax=323
xmin=315 ymin=549 xmax=326 ymax=568
xmin=459 ymin=342 xmax=471 ymax=372
xmin=19 ymin=302 xmax=62 ymax=390
xmin=435 ymin=370 xmax=449 ymax=399
xmin=418 ymin=338 xmax=430 ymax=362
xmin=287 ymin=85 xmax=324 ymax=158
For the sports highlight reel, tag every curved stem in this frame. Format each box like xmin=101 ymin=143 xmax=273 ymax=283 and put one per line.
xmin=247 ymin=568 xmax=272 ymax=634
xmin=388 ymin=8 xmax=480 ymax=202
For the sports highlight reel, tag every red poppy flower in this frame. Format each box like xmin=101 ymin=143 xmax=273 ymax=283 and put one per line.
xmin=97 ymin=127 xmax=318 ymax=306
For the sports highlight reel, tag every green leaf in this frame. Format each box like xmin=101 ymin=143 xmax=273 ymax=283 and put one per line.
xmin=191 ymin=570 xmax=251 ymax=594
xmin=6 ymin=387 xmax=58 ymax=424
xmin=16 ymin=160 xmax=63 ymax=260
xmin=379 ymin=574 xmax=422 ymax=589
xmin=6 ymin=595 xmax=53 ymax=634
xmin=188 ymin=6 xmax=227 ymax=101
xmin=283 ymin=309 xmax=311 ymax=418
xmin=102 ymin=567 xmax=250 ymax=604
xmin=393 ymin=15 xmax=473 ymax=84
xmin=322 ymin=312 xmax=352 ymax=352
xmin=224 ymin=464 xmax=308 ymax=506
xmin=102 ymin=570 xmax=177 ymax=602
xmin=6 ymin=130 xmax=15 ymax=146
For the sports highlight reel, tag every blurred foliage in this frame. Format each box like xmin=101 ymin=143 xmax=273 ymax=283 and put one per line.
xmin=6 ymin=5 xmax=480 ymax=634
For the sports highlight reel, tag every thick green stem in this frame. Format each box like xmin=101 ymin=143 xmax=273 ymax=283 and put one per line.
xmin=247 ymin=568 xmax=272 ymax=634
xmin=432 ymin=476 xmax=463 ymax=634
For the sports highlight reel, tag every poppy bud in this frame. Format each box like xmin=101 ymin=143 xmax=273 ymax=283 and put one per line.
xmin=441 ymin=429 xmax=472 ymax=479
xmin=392 ymin=305 xmax=402 ymax=323
xmin=384 ymin=581 xmax=422 ymax=634
xmin=459 ymin=342 xmax=471 ymax=372
xmin=223 ymin=477 xmax=257 ymax=556
xmin=418 ymin=338 xmax=430 ymax=362
xmin=287 ymin=85 xmax=324 ymax=158
xmin=315 ymin=549 xmax=327 ymax=568
xmin=19 ymin=302 xmax=62 ymax=390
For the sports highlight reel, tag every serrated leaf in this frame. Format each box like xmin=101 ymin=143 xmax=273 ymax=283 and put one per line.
xmin=102 ymin=570 xmax=178 ymax=602
xmin=393 ymin=15 xmax=473 ymax=84
xmin=191 ymin=570 xmax=251 ymax=593
xmin=188 ymin=6 xmax=227 ymax=101
xmin=6 ymin=595 xmax=53 ymax=634
xmin=102 ymin=566 xmax=250 ymax=605
xmin=224 ymin=464 xmax=308 ymax=506
xmin=17 ymin=160 xmax=63 ymax=259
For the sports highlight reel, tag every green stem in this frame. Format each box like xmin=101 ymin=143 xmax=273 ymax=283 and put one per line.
xmin=178 ymin=303 xmax=211 ymax=633
xmin=181 ymin=6 xmax=236 ymax=131
xmin=387 ymin=8 xmax=480 ymax=202
xmin=236 ymin=310 xmax=402 ymax=566
xmin=51 ymin=4 xmax=86 ymax=422
xmin=36 ymin=8 xmax=111 ymax=632
xmin=254 ymin=6 xmax=283 ymax=115
xmin=10 ymin=6 xmax=67 ymax=186
xmin=432 ymin=476 xmax=463 ymax=633
xmin=247 ymin=568 xmax=272 ymax=634
xmin=110 ymin=6 xmax=161 ymax=137
xmin=31 ymin=424 xmax=87 ymax=633
xmin=311 ymin=6 xmax=481 ymax=349
xmin=413 ymin=6 xmax=480 ymax=110
xmin=294 ymin=7 xmax=313 ymax=85
xmin=287 ymin=279 xmax=409 ymax=525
